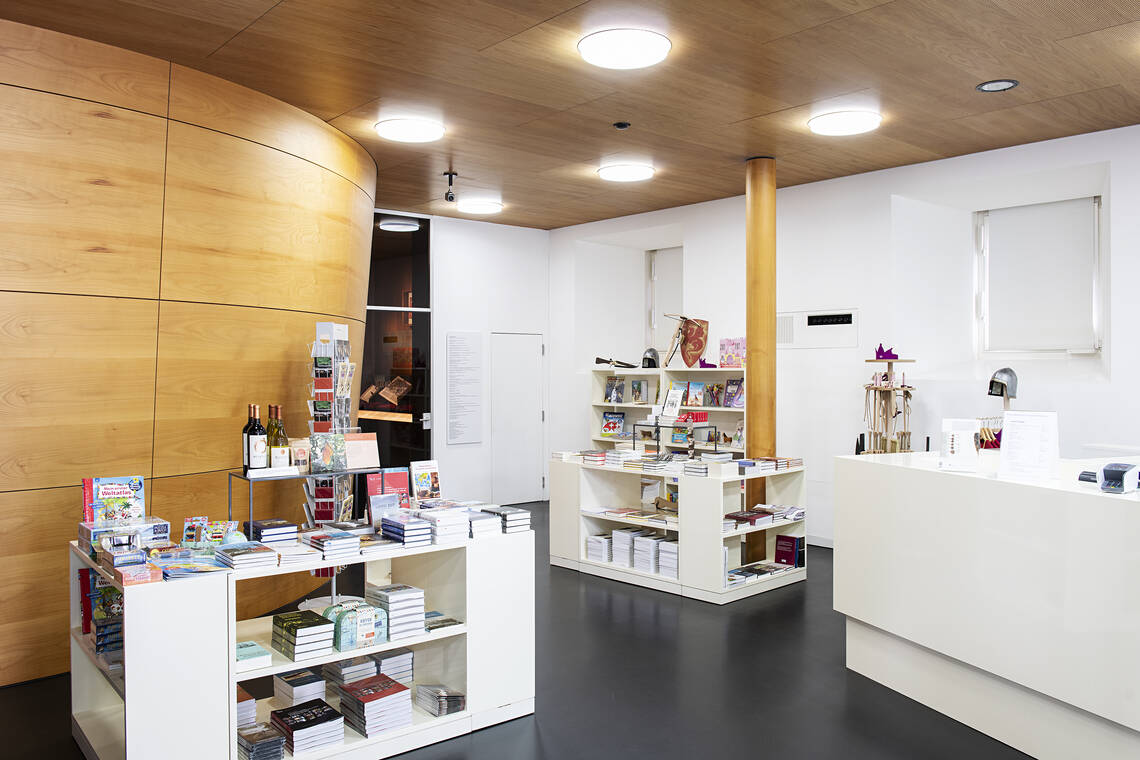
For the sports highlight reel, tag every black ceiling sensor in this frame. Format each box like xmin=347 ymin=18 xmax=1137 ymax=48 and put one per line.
xmin=613 ymin=121 xmax=631 ymax=130
xmin=807 ymin=313 xmax=853 ymax=326
xmin=443 ymin=171 xmax=457 ymax=203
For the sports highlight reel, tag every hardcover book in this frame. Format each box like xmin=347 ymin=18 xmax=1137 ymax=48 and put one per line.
xmin=83 ymin=476 xmax=146 ymax=524
xmin=270 ymin=699 xmax=342 ymax=731
xmin=723 ymin=378 xmax=743 ymax=408
xmin=685 ymin=382 xmax=705 ymax=407
xmin=600 ymin=411 xmax=625 ymax=437
xmin=409 ymin=460 xmax=442 ymax=502
xmin=603 ymin=376 xmax=625 ymax=403
xmin=344 ymin=432 xmax=380 ymax=470
xmin=273 ymin=610 xmax=336 ymax=636
xmin=719 ymin=337 xmax=745 ymax=368
xmin=309 ymin=434 xmax=346 ymax=473
xmin=630 ymin=379 xmax=645 ymax=403
xmin=381 ymin=467 xmax=411 ymax=508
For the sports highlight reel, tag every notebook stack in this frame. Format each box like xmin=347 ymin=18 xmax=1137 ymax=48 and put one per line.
xmin=467 ymin=510 xmax=501 ymax=539
xmin=236 ymin=684 xmax=257 ymax=729
xmin=480 ymin=506 xmax=530 ymax=534
xmin=365 ymin=584 xmax=425 ymax=641
xmin=322 ymin=656 xmax=378 ymax=701
xmin=340 ymin=674 xmax=412 ymax=737
xmin=273 ymin=668 xmax=326 ymax=707
xmin=380 ymin=513 xmax=432 ymax=548
xmin=771 ymin=504 xmax=806 ymax=521
xmin=358 ymin=533 xmax=404 ymax=557
xmin=245 ymin=519 xmax=299 ymax=546
xmin=300 ymin=529 xmax=361 ymax=561
xmin=658 ymin=539 xmax=679 ymax=579
xmin=416 ymin=684 xmax=467 ymax=717
xmin=272 ymin=611 xmax=334 ymax=661
xmin=611 ymin=528 xmax=654 ymax=568
xmin=621 ymin=457 xmax=643 ymax=472
xmin=414 ymin=508 xmax=469 ymax=546
xmin=683 ymin=461 xmax=708 ymax=477
xmin=373 ymin=648 xmax=413 ymax=685
xmin=237 ymin=724 xmax=286 ymax=760
xmin=269 ymin=699 xmax=344 ymax=755
xmin=215 ymin=541 xmax=278 ymax=570
xmin=633 ymin=534 xmax=666 ymax=574
xmin=581 ymin=450 xmax=606 ymax=466
xmin=586 ymin=534 xmax=612 ymax=563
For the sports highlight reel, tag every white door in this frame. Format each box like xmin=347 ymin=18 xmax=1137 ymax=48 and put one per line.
xmin=490 ymin=332 xmax=544 ymax=505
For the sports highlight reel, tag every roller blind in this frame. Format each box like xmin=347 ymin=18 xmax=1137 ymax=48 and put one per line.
xmin=982 ymin=196 xmax=1099 ymax=352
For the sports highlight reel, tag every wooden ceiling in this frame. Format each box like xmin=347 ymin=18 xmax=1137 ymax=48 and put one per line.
xmin=5 ymin=1 xmax=1140 ymax=228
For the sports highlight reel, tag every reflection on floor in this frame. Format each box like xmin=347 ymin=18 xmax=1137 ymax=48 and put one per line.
xmin=7 ymin=502 xmax=1027 ymax=760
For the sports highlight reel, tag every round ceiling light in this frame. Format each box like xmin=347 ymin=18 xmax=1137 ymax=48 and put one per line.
xmin=456 ymin=198 xmax=503 ymax=215
xmin=807 ymin=110 xmax=882 ymax=136
xmin=976 ymin=79 xmax=1019 ymax=93
xmin=577 ymin=29 xmax=671 ymax=69
xmin=377 ymin=218 xmax=421 ymax=232
xmin=597 ymin=163 xmax=656 ymax=182
xmin=374 ymin=117 xmax=445 ymax=143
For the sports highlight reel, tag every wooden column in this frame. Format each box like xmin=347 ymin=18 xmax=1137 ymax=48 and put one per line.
xmin=744 ymin=156 xmax=777 ymax=562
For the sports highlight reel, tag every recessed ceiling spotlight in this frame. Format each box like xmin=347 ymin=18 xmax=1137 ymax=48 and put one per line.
xmin=456 ymin=198 xmax=503 ymax=215
xmin=597 ymin=163 xmax=656 ymax=182
xmin=577 ymin=29 xmax=671 ymax=69
xmin=374 ymin=117 xmax=445 ymax=143
xmin=807 ymin=110 xmax=882 ymax=136
xmin=377 ymin=218 xmax=421 ymax=232
xmin=976 ymin=79 xmax=1019 ymax=93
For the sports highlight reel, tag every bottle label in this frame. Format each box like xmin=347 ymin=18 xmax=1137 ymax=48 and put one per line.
xmin=242 ymin=433 xmax=249 ymax=466
xmin=270 ymin=446 xmax=291 ymax=468
xmin=249 ymin=435 xmax=268 ymax=468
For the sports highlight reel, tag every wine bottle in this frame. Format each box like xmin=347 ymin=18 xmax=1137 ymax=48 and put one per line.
xmin=247 ymin=404 xmax=268 ymax=472
xmin=269 ymin=404 xmax=291 ymax=468
xmin=241 ymin=403 xmax=254 ymax=473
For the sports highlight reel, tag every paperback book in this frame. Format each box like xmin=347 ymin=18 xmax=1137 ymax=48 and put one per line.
xmin=82 ymin=476 xmax=146 ymax=524
xmin=409 ymin=460 xmax=442 ymax=502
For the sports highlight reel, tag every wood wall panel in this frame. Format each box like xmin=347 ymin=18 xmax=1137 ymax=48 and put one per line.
xmin=160 ymin=122 xmax=372 ymax=320
xmin=169 ymin=65 xmax=376 ymax=197
xmin=151 ymin=301 xmax=364 ymax=477
xmin=0 ymin=293 xmax=158 ymax=492
xmin=0 ymin=19 xmax=169 ymax=115
xmin=0 ymin=85 xmax=167 ymax=298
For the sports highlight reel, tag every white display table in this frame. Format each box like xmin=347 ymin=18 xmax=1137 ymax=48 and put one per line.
xmin=69 ymin=530 xmax=535 ymax=760
xmin=834 ymin=453 xmax=1140 ymax=759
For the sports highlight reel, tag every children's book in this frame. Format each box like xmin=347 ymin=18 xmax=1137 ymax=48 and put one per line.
xmin=630 ymin=380 xmax=645 ymax=404
xmin=719 ymin=337 xmax=745 ymax=368
xmin=409 ymin=460 xmax=442 ymax=503
xmin=730 ymin=377 xmax=745 ymax=407
xmin=705 ymin=383 xmax=723 ymax=407
xmin=600 ymin=411 xmax=625 ymax=437
xmin=662 ymin=387 xmax=685 ymax=417
xmin=732 ymin=420 xmax=745 ymax=448
xmin=723 ymin=378 xmax=743 ymax=408
xmin=685 ymin=382 xmax=705 ymax=407
xmin=603 ymin=376 xmax=625 ymax=403
xmin=83 ymin=476 xmax=146 ymax=524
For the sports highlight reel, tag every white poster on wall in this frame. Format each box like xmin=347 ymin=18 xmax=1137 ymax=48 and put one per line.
xmin=446 ymin=331 xmax=482 ymax=445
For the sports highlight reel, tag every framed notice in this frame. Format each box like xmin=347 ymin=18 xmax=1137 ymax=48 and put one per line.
xmin=998 ymin=411 xmax=1060 ymax=483
xmin=446 ymin=332 xmax=482 ymax=445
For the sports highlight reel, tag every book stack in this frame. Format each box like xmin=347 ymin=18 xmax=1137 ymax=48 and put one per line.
xmin=683 ymin=461 xmax=708 ymax=477
xmin=586 ymin=534 xmax=612 ymax=563
xmin=236 ymin=684 xmax=257 ymax=729
xmin=245 ymin=519 xmax=299 ymax=546
xmin=480 ymin=505 xmax=531 ymax=533
xmin=621 ymin=457 xmax=643 ymax=472
xmin=467 ymin=510 xmax=501 ymax=539
xmin=271 ymin=611 xmax=334 ymax=661
xmin=416 ymin=684 xmax=466 ymax=717
xmin=604 ymin=449 xmax=641 ymax=468
xmin=273 ymin=543 xmax=320 ymax=565
xmin=215 ymin=541 xmax=279 ymax=570
xmin=658 ymin=539 xmax=679 ymax=579
xmin=640 ymin=458 xmax=666 ymax=473
xmin=322 ymin=656 xmax=377 ymax=701
xmin=373 ymin=648 xmax=413 ymax=685
xmin=701 ymin=452 xmax=734 ymax=463
xmin=237 ymin=724 xmax=286 ymax=760
xmin=771 ymin=504 xmax=806 ymax=521
xmin=269 ymin=699 xmax=343 ymax=755
xmin=358 ymin=534 xmax=403 ymax=557
xmin=365 ymin=584 xmax=425 ymax=641
xmin=380 ymin=513 xmax=432 ymax=548
xmin=236 ymin=640 xmax=272 ymax=672
xmin=301 ymin=530 xmax=361 ymax=561
xmin=424 ymin=611 xmax=463 ymax=632
xmin=611 ymin=528 xmax=654 ymax=568
xmin=273 ymin=668 xmax=326 ymax=707
xmin=414 ymin=508 xmax=469 ymax=546
xmin=724 ymin=510 xmax=773 ymax=529
xmin=581 ymin=450 xmax=606 ymax=466
xmin=633 ymin=534 xmax=666 ymax=574
xmin=340 ymin=674 xmax=412 ymax=737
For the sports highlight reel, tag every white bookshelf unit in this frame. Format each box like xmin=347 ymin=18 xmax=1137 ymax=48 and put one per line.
xmin=549 ymin=459 xmax=806 ymax=604
xmin=68 ymin=530 xmax=535 ymax=760
xmin=590 ymin=366 xmax=747 ymax=456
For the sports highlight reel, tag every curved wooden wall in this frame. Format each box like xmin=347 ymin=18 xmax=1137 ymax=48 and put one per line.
xmin=0 ymin=19 xmax=376 ymax=685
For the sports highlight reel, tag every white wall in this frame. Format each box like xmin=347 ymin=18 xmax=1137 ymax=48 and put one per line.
xmin=546 ymin=123 xmax=1140 ymax=545
xmin=429 ymin=216 xmax=549 ymax=503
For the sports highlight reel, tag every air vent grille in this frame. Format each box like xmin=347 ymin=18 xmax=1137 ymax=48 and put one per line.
xmin=776 ymin=315 xmax=794 ymax=345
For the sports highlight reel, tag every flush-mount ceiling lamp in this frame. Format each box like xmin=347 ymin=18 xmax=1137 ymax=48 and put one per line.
xmin=577 ymin=28 xmax=671 ymax=69
xmin=374 ymin=117 xmax=445 ymax=143
xmin=456 ymin=198 xmax=503 ymax=215
xmin=976 ymin=79 xmax=1019 ymax=92
xmin=807 ymin=110 xmax=882 ymax=136
xmin=377 ymin=218 xmax=421 ymax=232
xmin=597 ymin=163 xmax=656 ymax=182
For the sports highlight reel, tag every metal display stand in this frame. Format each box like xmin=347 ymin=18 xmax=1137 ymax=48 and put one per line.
xmin=226 ymin=467 xmax=383 ymax=525
xmin=632 ymin=421 xmax=719 ymax=459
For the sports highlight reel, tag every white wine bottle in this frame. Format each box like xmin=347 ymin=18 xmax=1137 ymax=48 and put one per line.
xmin=268 ymin=404 xmax=291 ymax=468
xmin=247 ymin=404 xmax=268 ymax=471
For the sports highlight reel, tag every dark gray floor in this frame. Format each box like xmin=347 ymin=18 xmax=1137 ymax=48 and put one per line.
xmin=6 ymin=502 xmax=1027 ymax=759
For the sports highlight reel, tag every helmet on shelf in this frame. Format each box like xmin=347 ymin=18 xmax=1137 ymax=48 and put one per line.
xmin=642 ymin=347 xmax=659 ymax=368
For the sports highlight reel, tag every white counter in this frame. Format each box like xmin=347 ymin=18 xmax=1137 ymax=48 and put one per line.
xmin=835 ymin=452 xmax=1140 ymax=759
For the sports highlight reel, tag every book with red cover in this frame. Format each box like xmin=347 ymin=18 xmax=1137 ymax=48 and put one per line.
xmin=342 ymin=673 xmax=408 ymax=703
xmin=366 ymin=474 xmax=383 ymax=499
xmin=724 ymin=510 xmax=768 ymax=525
xmin=775 ymin=534 xmax=805 ymax=566
xmin=381 ymin=467 xmax=411 ymax=508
